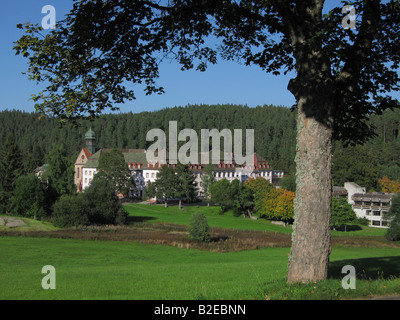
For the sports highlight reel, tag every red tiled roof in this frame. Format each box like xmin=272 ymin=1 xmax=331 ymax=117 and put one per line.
xmin=82 ymin=148 xmax=92 ymax=158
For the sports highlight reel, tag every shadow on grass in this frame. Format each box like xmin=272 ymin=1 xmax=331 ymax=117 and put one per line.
xmin=126 ymin=216 xmax=157 ymax=224
xmin=329 ymin=256 xmax=400 ymax=280
xmin=334 ymin=224 xmax=363 ymax=232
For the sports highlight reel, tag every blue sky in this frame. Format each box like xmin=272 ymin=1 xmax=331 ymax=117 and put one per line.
xmin=0 ymin=1 xmax=398 ymax=115
xmin=0 ymin=0 xmax=297 ymax=115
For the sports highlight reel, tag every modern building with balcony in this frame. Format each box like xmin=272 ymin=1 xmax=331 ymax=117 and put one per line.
xmin=334 ymin=182 xmax=395 ymax=228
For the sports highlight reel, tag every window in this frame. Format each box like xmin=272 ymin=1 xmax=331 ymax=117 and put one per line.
xmin=146 ymin=173 xmax=149 ymax=178
xmin=373 ymin=211 xmax=381 ymax=216
xmin=89 ymin=171 xmax=92 ymax=176
xmin=85 ymin=170 xmax=88 ymax=176
xmin=84 ymin=178 xmax=87 ymax=183
xmin=151 ymin=173 xmax=155 ymax=178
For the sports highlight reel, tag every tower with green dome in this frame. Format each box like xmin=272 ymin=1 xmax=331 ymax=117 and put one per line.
xmin=85 ymin=128 xmax=96 ymax=154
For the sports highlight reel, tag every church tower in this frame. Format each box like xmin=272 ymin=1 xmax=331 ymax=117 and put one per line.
xmin=85 ymin=128 xmax=96 ymax=154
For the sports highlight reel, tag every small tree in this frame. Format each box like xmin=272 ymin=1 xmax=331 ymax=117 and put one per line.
xmin=175 ymin=163 xmax=197 ymax=209
xmin=210 ymin=178 xmax=232 ymax=213
xmin=201 ymin=164 xmax=215 ymax=206
xmin=331 ymin=197 xmax=357 ymax=231
xmin=154 ymin=165 xmax=179 ymax=208
xmin=244 ymin=177 xmax=274 ymax=217
xmin=188 ymin=213 xmax=211 ymax=243
xmin=385 ymin=193 xmax=400 ymax=241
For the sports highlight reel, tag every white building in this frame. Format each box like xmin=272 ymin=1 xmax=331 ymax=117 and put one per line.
xmin=74 ymin=130 xmax=285 ymax=198
xmin=334 ymin=182 xmax=395 ymax=228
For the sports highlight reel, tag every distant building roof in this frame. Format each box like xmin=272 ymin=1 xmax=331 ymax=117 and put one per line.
xmin=333 ymin=186 xmax=348 ymax=197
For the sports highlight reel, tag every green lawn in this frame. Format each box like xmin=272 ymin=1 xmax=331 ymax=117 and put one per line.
xmin=126 ymin=203 xmax=292 ymax=233
xmin=0 ymin=203 xmax=398 ymax=300
xmin=125 ymin=203 xmax=387 ymax=237
xmin=1 ymin=236 xmax=400 ymax=300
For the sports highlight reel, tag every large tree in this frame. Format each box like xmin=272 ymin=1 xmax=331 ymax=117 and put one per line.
xmin=96 ymin=149 xmax=133 ymax=195
xmin=175 ymin=163 xmax=198 ymax=208
xmin=45 ymin=143 xmax=75 ymax=197
xmin=14 ymin=1 xmax=400 ymax=283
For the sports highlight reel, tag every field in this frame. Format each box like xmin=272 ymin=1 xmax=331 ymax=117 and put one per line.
xmin=0 ymin=203 xmax=399 ymax=300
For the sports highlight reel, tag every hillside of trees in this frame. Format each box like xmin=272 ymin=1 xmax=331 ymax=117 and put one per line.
xmin=1 ymin=103 xmax=400 ymax=191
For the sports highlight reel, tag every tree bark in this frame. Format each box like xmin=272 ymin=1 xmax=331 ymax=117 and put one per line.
xmin=287 ymin=95 xmax=333 ymax=283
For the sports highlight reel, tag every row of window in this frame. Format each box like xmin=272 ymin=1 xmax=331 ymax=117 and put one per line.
xmin=354 ymin=201 xmax=390 ymax=207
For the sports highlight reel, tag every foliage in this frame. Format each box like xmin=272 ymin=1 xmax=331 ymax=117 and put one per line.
xmin=45 ymin=143 xmax=75 ymax=197
xmin=279 ymin=174 xmax=296 ymax=192
xmin=378 ymin=176 xmax=400 ymax=194
xmin=9 ymin=174 xmax=46 ymax=219
xmin=385 ymin=193 xmax=400 ymax=241
xmin=0 ymin=134 xmax=24 ymax=213
xmin=142 ymin=181 xmax=156 ymax=201
xmin=210 ymin=178 xmax=232 ymax=213
xmin=331 ymin=197 xmax=358 ymax=230
xmin=209 ymin=178 xmax=254 ymax=216
xmin=200 ymin=163 xmax=215 ymax=204
xmin=52 ymin=177 xmax=128 ymax=227
xmin=245 ymin=177 xmax=274 ymax=217
xmin=333 ymin=144 xmax=379 ymax=191
xmin=96 ymin=149 xmax=133 ymax=195
xmin=153 ymin=165 xmax=179 ymax=207
xmin=260 ymin=188 xmax=295 ymax=222
xmin=4 ymin=106 xmax=400 ymax=182
xmin=52 ymin=194 xmax=89 ymax=228
xmin=188 ymin=212 xmax=211 ymax=243
xmin=175 ymin=163 xmax=198 ymax=206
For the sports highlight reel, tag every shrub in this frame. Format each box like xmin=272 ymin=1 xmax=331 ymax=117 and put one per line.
xmin=52 ymin=178 xmax=128 ymax=227
xmin=52 ymin=194 xmax=89 ymax=227
xmin=188 ymin=213 xmax=211 ymax=242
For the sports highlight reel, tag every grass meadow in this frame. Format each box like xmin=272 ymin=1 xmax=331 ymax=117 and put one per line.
xmin=0 ymin=202 xmax=399 ymax=300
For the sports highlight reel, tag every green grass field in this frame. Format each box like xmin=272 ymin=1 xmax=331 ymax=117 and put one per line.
xmin=0 ymin=203 xmax=399 ymax=300
xmin=125 ymin=203 xmax=387 ymax=237
xmin=1 ymin=236 xmax=400 ymax=300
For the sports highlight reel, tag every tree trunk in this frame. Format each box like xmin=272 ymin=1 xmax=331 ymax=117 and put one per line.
xmin=179 ymin=199 xmax=182 ymax=209
xmin=164 ymin=201 xmax=168 ymax=208
xmin=287 ymin=95 xmax=333 ymax=283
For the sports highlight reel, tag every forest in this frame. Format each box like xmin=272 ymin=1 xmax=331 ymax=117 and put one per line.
xmin=0 ymin=103 xmax=400 ymax=191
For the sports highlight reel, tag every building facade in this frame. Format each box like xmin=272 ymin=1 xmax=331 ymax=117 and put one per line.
xmin=334 ymin=182 xmax=395 ymax=228
xmin=74 ymin=130 xmax=285 ymax=197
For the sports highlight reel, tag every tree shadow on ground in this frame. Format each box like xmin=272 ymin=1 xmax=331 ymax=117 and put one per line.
xmin=329 ymin=256 xmax=400 ymax=280
xmin=126 ymin=216 xmax=157 ymax=224
xmin=334 ymin=224 xmax=363 ymax=232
